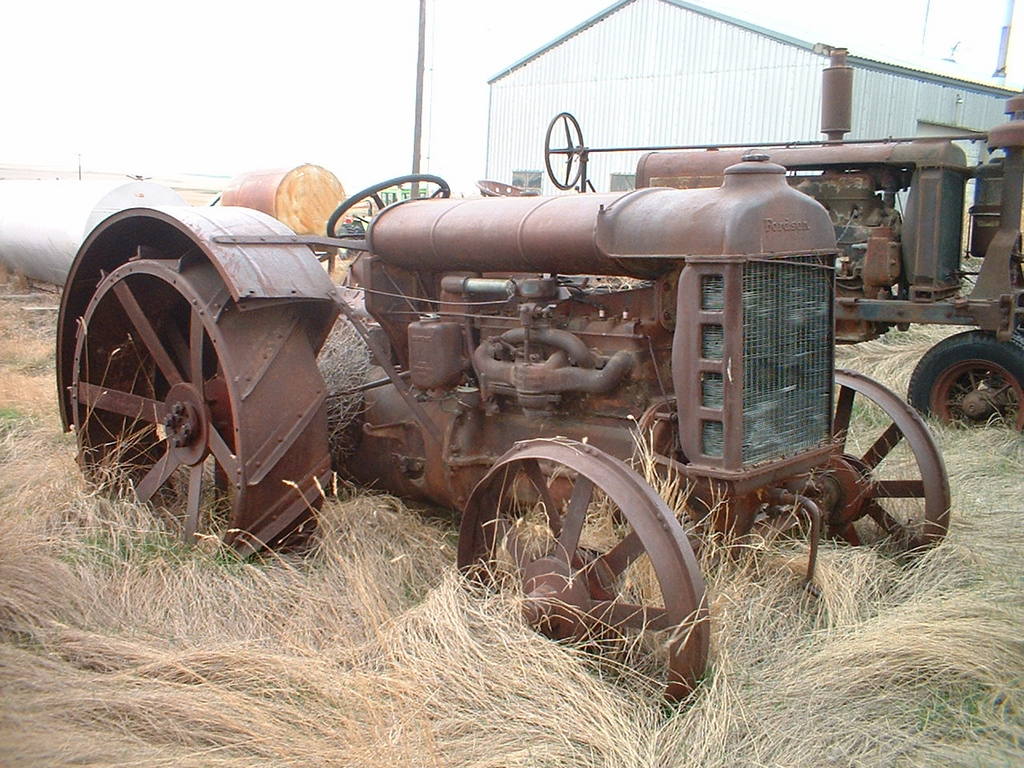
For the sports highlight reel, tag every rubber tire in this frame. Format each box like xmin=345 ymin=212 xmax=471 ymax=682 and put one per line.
xmin=907 ymin=329 xmax=1024 ymax=429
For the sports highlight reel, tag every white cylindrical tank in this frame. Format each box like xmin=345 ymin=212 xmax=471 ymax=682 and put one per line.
xmin=0 ymin=181 xmax=187 ymax=285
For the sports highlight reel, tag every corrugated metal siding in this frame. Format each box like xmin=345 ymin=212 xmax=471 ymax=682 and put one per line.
xmin=488 ymin=0 xmax=825 ymax=195
xmin=487 ymin=0 xmax=1011 ymax=194
xmin=850 ymin=67 xmax=1007 ymax=138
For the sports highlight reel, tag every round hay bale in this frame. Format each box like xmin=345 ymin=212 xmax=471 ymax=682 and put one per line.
xmin=221 ymin=164 xmax=345 ymax=235
xmin=317 ymin=318 xmax=372 ymax=465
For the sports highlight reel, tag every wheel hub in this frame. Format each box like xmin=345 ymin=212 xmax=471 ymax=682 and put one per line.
xmin=522 ymin=555 xmax=592 ymax=638
xmin=960 ymin=389 xmax=999 ymax=420
xmin=163 ymin=382 xmax=208 ymax=466
xmin=929 ymin=356 xmax=1022 ymax=427
xmin=818 ymin=454 xmax=871 ymax=529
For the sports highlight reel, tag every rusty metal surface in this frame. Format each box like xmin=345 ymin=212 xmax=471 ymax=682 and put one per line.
xmin=57 ymin=206 xmax=338 ymax=430
xmin=344 ymin=156 xmax=952 ymax=559
xmin=827 ymin=369 xmax=950 ymax=549
xmin=221 ymin=168 xmax=291 ymax=218
xmin=970 ymin=143 xmax=1024 ymax=321
xmin=636 ymin=140 xmax=970 ymax=188
xmin=340 ymin=161 xmax=951 ymax=576
xmin=220 ymin=165 xmax=346 ymax=237
xmin=55 ymin=144 xmax=959 ymax=701
xmin=57 ymin=207 xmax=338 ymax=553
xmin=476 ymin=180 xmax=540 ymax=197
xmin=672 ymin=253 xmax=834 ymax=473
xmin=457 ymin=438 xmax=709 ymax=701
xmin=66 ymin=256 xmax=332 ymax=553
xmin=929 ymin=357 xmax=1023 ymax=429
xmin=821 ymin=48 xmax=853 ymax=142
xmin=368 ymin=158 xmax=835 ymax=278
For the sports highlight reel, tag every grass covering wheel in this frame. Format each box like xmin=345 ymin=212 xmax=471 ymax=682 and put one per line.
xmin=458 ymin=438 xmax=708 ymax=701
xmin=68 ymin=255 xmax=332 ymax=554
xmin=908 ymin=330 xmax=1024 ymax=430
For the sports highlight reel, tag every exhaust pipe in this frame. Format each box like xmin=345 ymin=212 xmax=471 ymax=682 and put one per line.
xmin=821 ymin=48 xmax=853 ymax=142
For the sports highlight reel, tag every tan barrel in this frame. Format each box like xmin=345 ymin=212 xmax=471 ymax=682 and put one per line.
xmin=221 ymin=164 xmax=345 ymax=235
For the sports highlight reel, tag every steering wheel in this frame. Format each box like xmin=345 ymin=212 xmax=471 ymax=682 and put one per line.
xmin=326 ymin=173 xmax=451 ymax=237
xmin=544 ymin=112 xmax=586 ymax=191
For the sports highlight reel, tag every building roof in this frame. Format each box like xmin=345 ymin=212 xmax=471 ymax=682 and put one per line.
xmin=488 ymin=0 xmax=1018 ymax=97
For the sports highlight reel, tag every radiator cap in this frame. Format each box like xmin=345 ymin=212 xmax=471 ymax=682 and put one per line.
xmin=725 ymin=153 xmax=786 ymax=175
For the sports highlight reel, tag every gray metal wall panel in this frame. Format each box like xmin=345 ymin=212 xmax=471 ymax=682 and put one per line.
xmin=486 ymin=0 xmax=1010 ymax=194
xmin=851 ymin=68 xmax=1007 ymax=138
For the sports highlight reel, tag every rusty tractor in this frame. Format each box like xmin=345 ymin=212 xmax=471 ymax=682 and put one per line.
xmin=545 ymin=50 xmax=1024 ymax=429
xmin=57 ymin=153 xmax=950 ymax=700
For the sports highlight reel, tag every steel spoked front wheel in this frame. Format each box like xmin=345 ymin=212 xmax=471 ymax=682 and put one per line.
xmin=823 ymin=369 xmax=950 ymax=552
xmin=458 ymin=438 xmax=708 ymax=701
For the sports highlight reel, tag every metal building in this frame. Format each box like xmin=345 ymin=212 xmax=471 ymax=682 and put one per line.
xmin=485 ymin=0 xmax=1016 ymax=195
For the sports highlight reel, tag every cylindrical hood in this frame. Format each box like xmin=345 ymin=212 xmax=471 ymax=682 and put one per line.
xmin=367 ymin=158 xmax=836 ymax=277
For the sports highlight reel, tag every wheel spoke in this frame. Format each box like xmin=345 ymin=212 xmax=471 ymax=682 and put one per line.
xmin=555 ymin=476 xmax=594 ymax=558
xmin=833 ymin=385 xmax=855 ymax=446
xmin=835 ymin=524 xmax=862 ymax=546
xmin=873 ymin=480 xmax=925 ymax=498
xmin=865 ymin=501 xmax=906 ymax=537
xmin=183 ymin=463 xmax=204 ymax=542
xmin=522 ymin=458 xmax=562 ymax=535
xmin=189 ymin=307 xmax=204 ymax=389
xmin=861 ymin=422 xmax=902 ymax=469
xmin=77 ymin=381 xmax=166 ymax=423
xmin=988 ymin=383 xmax=1012 ymax=399
xmin=591 ymin=601 xmax=671 ymax=632
xmin=163 ymin=322 xmax=190 ymax=379
xmin=207 ymin=424 xmax=239 ymax=479
xmin=593 ymin=529 xmax=644 ymax=580
xmin=113 ymin=280 xmax=184 ymax=386
xmin=134 ymin=448 xmax=182 ymax=503
xmin=562 ymin=117 xmax=572 ymax=149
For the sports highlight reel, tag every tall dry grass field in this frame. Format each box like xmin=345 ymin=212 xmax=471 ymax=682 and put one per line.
xmin=1 ymin=279 xmax=1022 ymax=767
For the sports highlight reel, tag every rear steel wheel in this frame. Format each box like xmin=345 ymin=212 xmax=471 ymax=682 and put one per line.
xmin=458 ymin=439 xmax=708 ymax=701
xmin=823 ymin=369 xmax=950 ymax=551
xmin=70 ymin=255 xmax=331 ymax=553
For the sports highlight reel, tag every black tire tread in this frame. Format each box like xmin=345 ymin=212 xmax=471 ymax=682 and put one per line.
xmin=907 ymin=329 xmax=1024 ymax=420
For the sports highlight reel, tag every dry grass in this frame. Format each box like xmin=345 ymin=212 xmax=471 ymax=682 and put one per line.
xmin=1 ymin=281 xmax=1022 ymax=767
xmin=318 ymin=319 xmax=372 ymax=463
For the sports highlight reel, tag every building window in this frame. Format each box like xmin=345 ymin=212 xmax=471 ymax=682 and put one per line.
xmin=610 ymin=173 xmax=636 ymax=191
xmin=512 ymin=170 xmax=542 ymax=191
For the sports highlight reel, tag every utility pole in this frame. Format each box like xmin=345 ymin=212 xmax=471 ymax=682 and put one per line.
xmin=921 ymin=0 xmax=931 ymax=55
xmin=411 ymin=0 xmax=426 ymax=198
xmin=994 ymin=0 xmax=1016 ymax=82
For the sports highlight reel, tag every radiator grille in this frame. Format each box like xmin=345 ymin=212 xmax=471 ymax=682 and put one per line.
xmin=701 ymin=275 xmax=725 ymax=310
xmin=741 ymin=257 xmax=832 ymax=465
xmin=701 ymin=371 xmax=724 ymax=408
xmin=702 ymin=420 xmax=724 ymax=457
xmin=702 ymin=324 xmax=724 ymax=359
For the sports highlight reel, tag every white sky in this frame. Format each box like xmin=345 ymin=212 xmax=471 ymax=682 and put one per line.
xmin=2 ymin=0 xmax=1021 ymax=195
